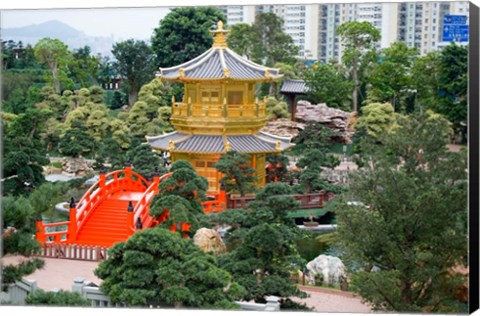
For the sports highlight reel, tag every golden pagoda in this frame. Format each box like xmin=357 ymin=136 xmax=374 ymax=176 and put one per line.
xmin=147 ymin=21 xmax=294 ymax=192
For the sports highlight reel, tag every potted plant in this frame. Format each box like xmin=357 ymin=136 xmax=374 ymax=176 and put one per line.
xmin=303 ymin=211 xmax=319 ymax=227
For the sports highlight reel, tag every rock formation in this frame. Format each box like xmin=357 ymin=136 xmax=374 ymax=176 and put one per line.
xmin=295 ymin=100 xmax=356 ymax=144
xmin=193 ymin=228 xmax=227 ymax=255
xmin=260 ymin=118 xmax=302 ymax=139
xmin=306 ymin=254 xmax=346 ymax=286
xmin=62 ymin=157 xmax=95 ymax=176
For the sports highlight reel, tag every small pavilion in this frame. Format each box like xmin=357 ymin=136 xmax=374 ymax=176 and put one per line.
xmin=280 ymin=78 xmax=309 ymax=121
xmin=147 ymin=21 xmax=294 ymax=192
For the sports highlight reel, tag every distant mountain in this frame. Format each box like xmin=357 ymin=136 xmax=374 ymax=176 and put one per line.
xmin=2 ymin=20 xmax=84 ymax=39
xmin=1 ymin=20 xmax=114 ymax=57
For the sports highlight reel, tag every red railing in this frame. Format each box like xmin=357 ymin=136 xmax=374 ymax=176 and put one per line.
xmin=202 ymin=191 xmax=227 ymax=213
xmin=38 ymin=243 xmax=108 ymax=261
xmin=35 ymin=221 xmax=70 ymax=243
xmin=130 ymin=172 xmax=172 ymax=231
xmin=226 ymin=191 xmax=326 ymax=209
xmin=36 ymin=167 xmax=151 ymax=244
xmin=75 ymin=167 xmax=150 ymax=235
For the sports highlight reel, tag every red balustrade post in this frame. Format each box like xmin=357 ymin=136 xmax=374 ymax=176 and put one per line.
xmin=36 ymin=221 xmax=45 ymax=242
xmin=127 ymin=201 xmax=134 ymax=232
xmin=218 ymin=181 xmax=227 ymax=212
xmin=125 ymin=165 xmax=132 ymax=179
xmin=99 ymin=170 xmax=106 ymax=188
xmin=68 ymin=198 xmax=77 ymax=243
xmin=319 ymin=191 xmax=325 ymax=208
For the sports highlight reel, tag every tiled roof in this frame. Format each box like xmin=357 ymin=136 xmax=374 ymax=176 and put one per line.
xmin=280 ymin=79 xmax=309 ymax=94
xmin=227 ymin=135 xmax=276 ymax=153
xmin=146 ymin=132 xmax=294 ymax=154
xmin=145 ymin=132 xmax=188 ymax=149
xmin=175 ymin=135 xmax=225 ymax=153
xmin=157 ymin=47 xmax=282 ymax=81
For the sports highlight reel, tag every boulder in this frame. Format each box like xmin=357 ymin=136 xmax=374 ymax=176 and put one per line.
xmin=295 ymin=100 xmax=356 ymax=144
xmin=306 ymin=254 xmax=346 ymax=286
xmin=260 ymin=118 xmax=303 ymax=139
xmin=193 ymin=228 xmax=227 ymax=255
xmin=62 ymin=157 xmax=94 ymax=176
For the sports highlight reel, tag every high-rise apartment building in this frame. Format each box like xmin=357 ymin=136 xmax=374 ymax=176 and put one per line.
xmin=218 ymin=5 xmax=256 ymax=25
xmin=219 ymin=2 xmax=470 ymax=62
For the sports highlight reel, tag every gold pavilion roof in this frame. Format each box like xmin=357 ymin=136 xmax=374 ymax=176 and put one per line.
xmin=156 ymin=21 xmax=283 ymax=82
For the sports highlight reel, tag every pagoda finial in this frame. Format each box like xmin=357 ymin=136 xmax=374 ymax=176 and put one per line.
xmin=210 ymin=20 xmax=230 ymax=48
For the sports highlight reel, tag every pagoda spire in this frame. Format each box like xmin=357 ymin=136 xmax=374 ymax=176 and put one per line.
xmin=210 ymin=21 xmax=230 ymax=48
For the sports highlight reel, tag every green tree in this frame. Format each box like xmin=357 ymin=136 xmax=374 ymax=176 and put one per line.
xmin=305 ymin=62 xmax=353 ymax=110
xmin=2 ymin=107 xmax=51 ymax=195
xmin=227 ymin=23 xmax=254 ymax=58
xmin=211 ymin=183 xmax=309 ymax=309
xmin=111 ymin=39 xmax=155 ymax=106
xmin=265 ymin=97 xmax=290 ymax=120
xmin=94 ymin=228 xmax=245 ymax=308
xmin=151 ymin=7 xmax=226 ymax=67
xmin=336 ymin=21 xmax=381 ymax=112
xmin=116 ymin=143 xmax=166 ymax=179
xmin=149 ymin=160 xmax=209 ymax=234
xmin=437 ymin=43 xmax=468 ymax=135
xmin=214 ymin=151 xmax=257 ymax=197
xmin=110 ymin=90 xmax=128 ymax=109
xmin=58 ymin=121 xmax=96 ymax=158
xmin=33 ymin=37 xmax=72 ymax=93
xmin=25 ymin=290 xmax=90 ymax=306
xmin=367 ymin=42 xmax=418 ymax=112
xmin=335 ymin=111 xmax=467 ymax=312
xmin=412 ymin=51 xmax=441 ymax=112
xmin=126 ymin=79 xmax=172 ymax=137
xmin=292 ymin=122 xmax=341 ymax=193
xmin=68 ymin=46 xmax=100 ymax=88
xmin=1 ymin=195 xmax=45 ymax=290
xmin=355 ymin=102 xmax=399 ymax=140
xmin=249 ymin=13 xmax=299 ymax=66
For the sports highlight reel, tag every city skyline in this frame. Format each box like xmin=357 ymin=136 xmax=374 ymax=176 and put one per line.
xmin=1 ymin=1 xmax=472 ymax=61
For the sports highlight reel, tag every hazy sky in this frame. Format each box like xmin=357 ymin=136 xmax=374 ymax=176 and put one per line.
xmin=1 ymin=7 xmax=172 ymax=40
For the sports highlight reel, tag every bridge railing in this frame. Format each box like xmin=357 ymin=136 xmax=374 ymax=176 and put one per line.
xmin=130 ymin=172 xmax=172 ymax=232
xmin=36 ymin=167 xmax=151 ymax=244
xmin=75 ymin=167 xmax=150 ymax=235
xmin=226 ymin=191 xmax=326 ymax=209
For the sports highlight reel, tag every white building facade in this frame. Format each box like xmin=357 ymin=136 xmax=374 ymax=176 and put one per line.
xmin=219 ymin=2 xmax=470 ymax=62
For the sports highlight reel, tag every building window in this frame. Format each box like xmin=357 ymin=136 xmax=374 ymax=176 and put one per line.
xmin=201 ymin=90 xmax=220 ymax=104
xmin=432 ymin=41 xmax=436 ymax=46
xmin=228 ymin=91 xmax=243 ymax=105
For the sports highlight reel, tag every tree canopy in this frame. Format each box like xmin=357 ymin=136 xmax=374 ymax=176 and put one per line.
xmin=112 ymin=39 xmax=155 ymax=106
xmin=335 ymin=110 xmax=467 ymax=312
xmin=94 ymin=228 xmax=245 ymax=308
xmin=214 ymin=151 xmax=257 ymax=197
xmin=151 ymin=7 xmax=226 ymax=67
xmin=336 ymin=21 xmax=381 ymax=112
xmin=34 ymin=37 xmax=71 ymax=93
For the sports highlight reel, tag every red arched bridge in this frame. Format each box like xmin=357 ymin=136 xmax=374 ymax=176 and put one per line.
xmin=36 ymin=167 xmax=328 ymax=250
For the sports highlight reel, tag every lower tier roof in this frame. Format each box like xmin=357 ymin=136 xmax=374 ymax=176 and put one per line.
xmin=146 ymin=131 xmax=293 ymax=154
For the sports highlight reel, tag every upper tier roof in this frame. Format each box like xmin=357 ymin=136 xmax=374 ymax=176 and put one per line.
xmin=156 ymin=21 xmax=283 ymax=82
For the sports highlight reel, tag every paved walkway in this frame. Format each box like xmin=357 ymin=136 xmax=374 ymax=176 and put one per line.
xmin=295 ymin=285 xmax=371 ymax=313
xmin=3 ymin=255 xmax=372 ymax=313
xmin=2 ymin=255 xmax=102 ymax=291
